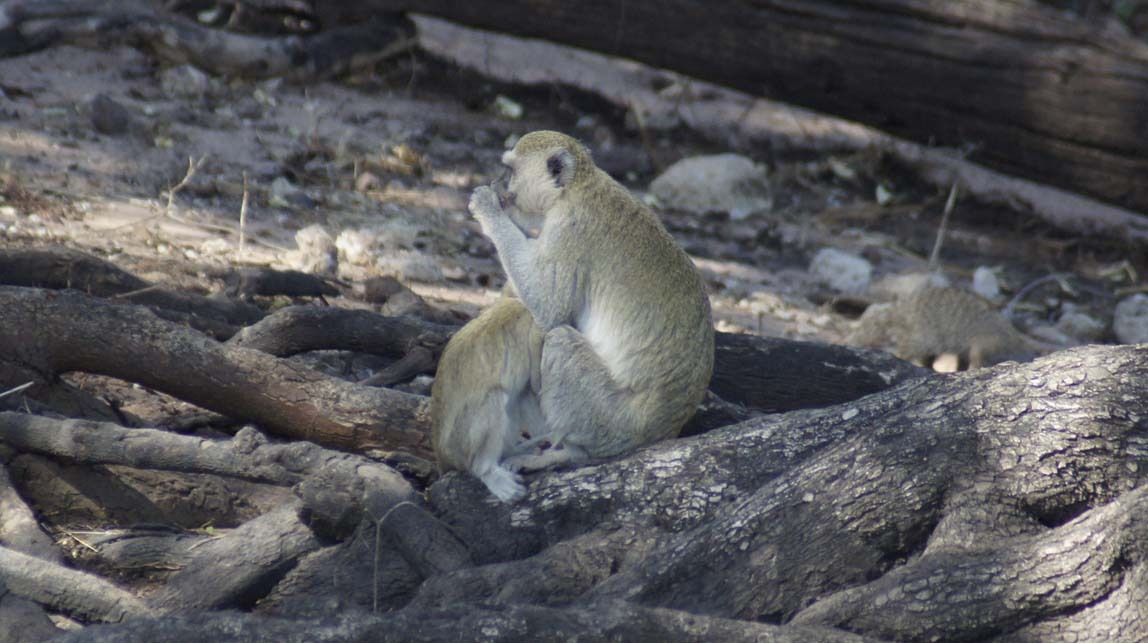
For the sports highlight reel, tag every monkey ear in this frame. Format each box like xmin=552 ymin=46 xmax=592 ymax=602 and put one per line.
xmin=546 ymin=149 xmax=575 ymax=188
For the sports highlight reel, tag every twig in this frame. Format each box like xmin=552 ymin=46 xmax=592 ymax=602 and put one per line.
xmin=166 ymin=155 xmax=208 ymax=216
xmin=628 ymin=98 xmax=663 ymax=173
xmin=238 ymin=171 xmax=249 ymax=258
xmin=928 ymin=182 xmax=959 ymax=270
xmin=373 ymin=500 xmax=417 ymax=613
xmin=0 ymin=381 xmax=35 ymax=400
xmin=1004 ymin=273 xmax=1074 ymax=317
xmin=109 ymin=284 xmax=164 ymax=300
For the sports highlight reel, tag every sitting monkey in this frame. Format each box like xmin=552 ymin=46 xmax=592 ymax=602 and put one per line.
xmin=432 ymin=130 xmax=714 ymax=501
xmin=431 ymin=296 xmax=544 ymax=502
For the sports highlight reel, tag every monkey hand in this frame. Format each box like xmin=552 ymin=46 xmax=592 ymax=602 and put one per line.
xmin=469 ymin=185 xmax=507 ymax=237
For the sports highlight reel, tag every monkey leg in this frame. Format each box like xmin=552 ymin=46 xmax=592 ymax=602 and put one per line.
xmin=463 ymin=390 xmax=528 ymax=503
xmin=506 ymin=325 xmax=652 ymax=473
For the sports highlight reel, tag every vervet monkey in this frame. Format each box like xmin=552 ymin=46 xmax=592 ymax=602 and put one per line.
xmin=431 ymin=296 xmax=544 ymax=502
xmin=468 ymin=130 xmax=714 ymax=473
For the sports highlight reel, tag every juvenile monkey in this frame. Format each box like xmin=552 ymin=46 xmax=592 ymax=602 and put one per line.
xmin=431 ymin=296 xmax=544 ymax=502
xmin=468 ymin=130 xmax=714 ymax=472
xmin=849 ymin=285 xmax=1050 ymax=370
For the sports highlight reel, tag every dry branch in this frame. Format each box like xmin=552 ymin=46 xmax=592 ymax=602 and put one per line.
xmin=372 ymin=0 xmax=1148 ymax=214
xmin=149 ymin=502 xmax=321 ymax=612
xmin=0 ymin=286 xmax=431 ymax=456
xmin=0 ymin=545 xmax=154 ymax=623
xmin=229 ymin=304 xmax=454 ymax=359
xmin=0 ymin=246 xmax=264 ymax=332
xmin=0 ymin=461 xmax=60 ymax=564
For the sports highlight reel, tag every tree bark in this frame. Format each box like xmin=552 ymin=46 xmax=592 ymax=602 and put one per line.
xmin=362 ymin=0 xmax=1148 ymax=214
xmin=0 ymin=286 xmax=431 ymax=456
xmin=418 ymin=344 xmax=1148 ymax=639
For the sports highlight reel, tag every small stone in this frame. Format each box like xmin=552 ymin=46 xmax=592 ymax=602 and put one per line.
xmin=284 ymin=224 xmax=337 ymax=276
xmin=971 ymin=266 xmax=1002 ymax=302
xmin=336 ymin=228 xmax=380 ymax=267
xmin=1055 ymin=311 xmax=1106 ymax=342
xmin=88 ymin=94 xmax=133 ymax=136
xmin=492 ymin=95 xmax=524 ymax=120
xmin=377 ymin=250 xmax=444 ymax=283
xmin=1113 ymin=294 xmax=1148 ymax=344
xmin=268 ymin=177 xmax=300 ymax=208
xmin=810 ymin=248 xmax=872 ymax=295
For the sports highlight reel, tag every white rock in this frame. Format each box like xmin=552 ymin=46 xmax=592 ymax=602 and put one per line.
xmin=268 ymin=177 xmax=299 ymax=208
xmin=1113 ymin=294 xmax=1148 ymax=344
xmin=377 ymin=250 xmax=443 ymax=283
xmin=809 ymin=248 xmax=872 ymax=295
xmin=285 ymin=224 xmax=337 ymax=276
xmin=1055 ymin=311 xmax=1106 ymax=342
xmin=649 ymin=154 xmax=771 ymax=215
xmin=336 ymin=228 xmax=380 ymax=266
xmin=971 ymin=266 xmax=1002 ymax=302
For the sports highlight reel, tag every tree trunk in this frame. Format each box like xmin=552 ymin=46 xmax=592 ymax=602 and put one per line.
xmin=359 ymin=0 xmax=1148 ymax=214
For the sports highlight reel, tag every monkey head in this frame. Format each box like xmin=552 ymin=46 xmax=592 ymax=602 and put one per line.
xmin=498 ymin=131 xmax=593 ymax=215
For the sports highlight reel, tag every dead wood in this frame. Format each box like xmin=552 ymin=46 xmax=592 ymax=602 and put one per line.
xmin=149 ymin=502 xmax=321 ymax=612
xmin=0 ymin=460 xmax=60 ymax=563
xmin=416 ymin=344 xmax=1148 ymax=639
xmin=368 ymin=0 xmax=1148 ymax=215
xmin=417 ymin=15 xmax=1148 ymax=246
xmin=59 ymin=602 xmax=867 ymax=642
xmin=0 ymin=545 xmax=154 ymax=623
xmin=0 ymin=246 xmax=264 ymax=331
xmin=0 ymin=1 xmax=416 ymax=80
xmin=0 ymin=414 xmax=471 ymax=586
xmin=229 ymin=304 xmax=454 ymax=360
xmin=220 ymin=267 xmax=339 ymax=300
xmin=0 ymin=579 xmax=62 ymax=643
xmin=0 ymin=286 xmax=431 ymax=455
xmin=80 ymin=528 xmax=204 ymax=575
xmin=10 ymin=455 xmax=175 ymax=527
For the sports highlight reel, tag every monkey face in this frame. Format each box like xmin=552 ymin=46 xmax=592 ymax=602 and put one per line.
xmin=500 ymin=145 xmax=572 ymax=216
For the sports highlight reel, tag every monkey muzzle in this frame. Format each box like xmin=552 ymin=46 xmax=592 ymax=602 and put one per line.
xmin=492 ymin=170 xmax=515 ymax=209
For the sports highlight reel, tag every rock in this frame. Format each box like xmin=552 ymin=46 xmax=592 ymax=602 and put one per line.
xmin=971 ymin=266 xmax=1002 ymax=302
xmin=1056 ymin=310 xmax=1106 ymax=342
xmin=88 ymin=94 xmax=133 ymax=136
xmin=1113 ymin=294 xmax=1148 ymax=344
xmin=492 ymin=95 xmax=524 ymax=120
xmin=268 ymin=177 xmax=303 ymax=208
xmin=649 ymin=154 xmax=772 ymax=215
xmin=284 ymin=224 xmax=337 ymax=276
xmin=160 ymin=64 xmax=212 ymax=99
xmin=336 ymin=228 xmax=380 ymax=267
xmin=377 ymin=250 xmax=444 ymax=283
xmin=809 ymin=248 xmax=872 ymax=295
xmin=336 ymin=224 xmax=425 ymax=270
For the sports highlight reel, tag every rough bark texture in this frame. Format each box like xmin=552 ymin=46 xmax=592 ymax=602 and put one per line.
xmin=413 ymin=344 xmax=1148 ymax=640
xmin=0 ymin=286 xmax=431 ymax=455
xmin=361 ymin=0 xmax=1148 ymax=214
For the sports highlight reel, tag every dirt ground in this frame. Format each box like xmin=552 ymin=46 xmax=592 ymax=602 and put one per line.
xmin=3 ymin=37 xmax=1134 ymax=346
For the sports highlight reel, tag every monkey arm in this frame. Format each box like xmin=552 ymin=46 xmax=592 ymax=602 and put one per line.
xmin=470 ymin=186 xmax=575 ymax=329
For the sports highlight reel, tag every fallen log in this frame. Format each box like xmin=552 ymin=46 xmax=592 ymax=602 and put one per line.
xmin=363 ymin=0 xmax=1148 ymax=214
xmin=0 ymin=286 xmax=430 ymax=456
